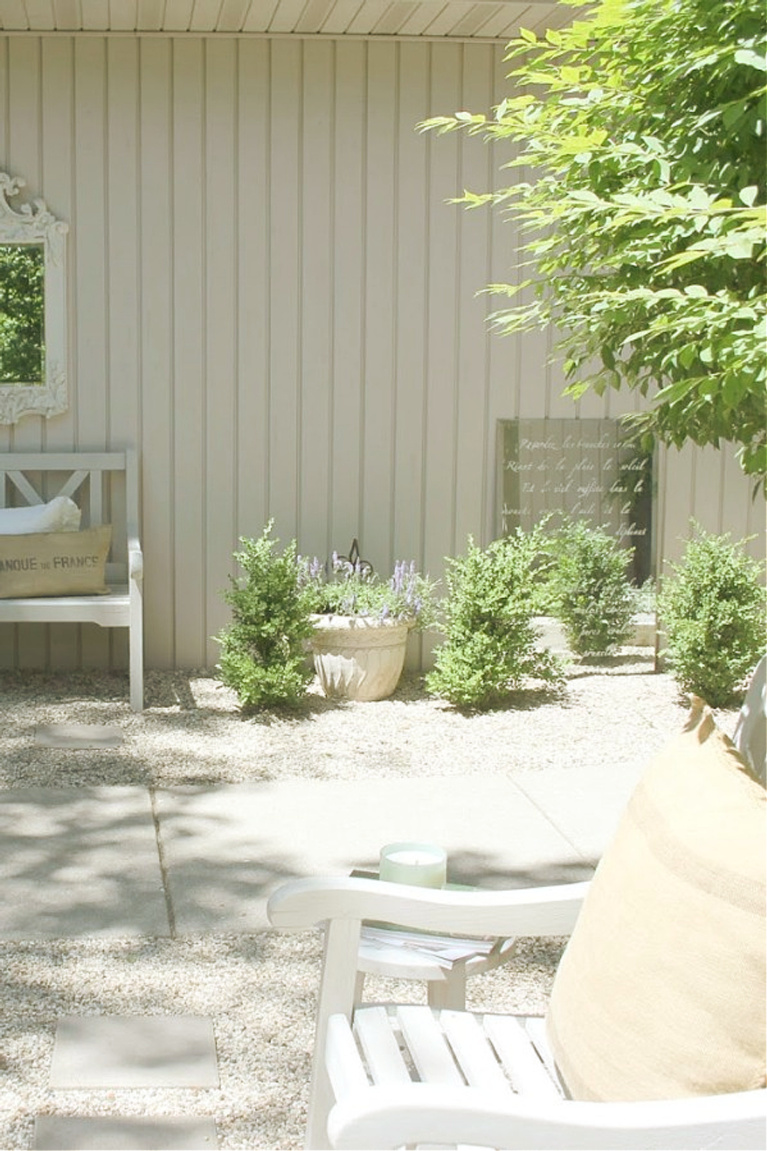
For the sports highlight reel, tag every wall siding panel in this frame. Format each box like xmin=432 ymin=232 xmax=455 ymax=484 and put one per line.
xmin=0 ymin=34 xmax=761 ymax=679
xmin=204 ymin=38 xmax=238 ymax=659
xmin=236 ymin=38 xmax=270 ymax=542
xmin=423 ymin=44 xmax=460 ymax=581
xmin=138 ymin=38 xmax=174 ymax=668
xmin=74 ymin=37 xmax=111 ymax=671
xmin=392 ymin=40 xmax=427 ymax=568
xmin=329 ymin=41 xmax=364 ymax=557
xmin=172 ymin=37 xmax=206 ymax=666
xmin=298 ymin=39 xmax=333 ymax=560
xmin=361 ymin=42 xmax=397 ymax=570
xmin=268 ymin=39 xmax=301 ymax=540
xmin=41 ymin=37 xmax=77 ymax=668
xmin=454 ymin=44 xmax=494 ymax=548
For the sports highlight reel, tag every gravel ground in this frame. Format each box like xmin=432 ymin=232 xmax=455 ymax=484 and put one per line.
xmin=0 ymin=656 xmax=740 ymax=1150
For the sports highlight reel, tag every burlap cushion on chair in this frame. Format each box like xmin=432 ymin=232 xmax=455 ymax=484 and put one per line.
xmin=547 ymin=697 xmax=766 ymax=1102
xmin=0 ymin=526 xmax=112 ymax=597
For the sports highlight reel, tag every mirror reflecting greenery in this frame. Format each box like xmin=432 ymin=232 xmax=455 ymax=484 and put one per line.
xmin=0 ymin=171 xmax=68 ymax=423
xmin=0 ymin=244 xmax=45 ymax=385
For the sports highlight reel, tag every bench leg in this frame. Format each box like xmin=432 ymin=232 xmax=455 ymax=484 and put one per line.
xmin=129 ymin=587 xmax=144 ymax=712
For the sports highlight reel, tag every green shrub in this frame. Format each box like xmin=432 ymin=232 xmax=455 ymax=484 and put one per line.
xmin=426 ymin=530 xmax=563 ymax=708
xmin=658 ymin=525 xmax=766 ymax=707
xmin=215 ymin=522 xmax=315 ymax=711
xmin=551 ymin=521 xmax=635 ymax=657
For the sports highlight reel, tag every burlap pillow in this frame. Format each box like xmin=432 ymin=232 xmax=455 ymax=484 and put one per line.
xmin=546 ymin=697 xmax=766 ymax=1102
xmin=0 ymin=526 xmax=112 ymax=597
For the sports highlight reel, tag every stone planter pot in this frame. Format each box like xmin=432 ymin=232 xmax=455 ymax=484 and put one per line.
xmin=310 ymin=614 xmax=410 ymax=701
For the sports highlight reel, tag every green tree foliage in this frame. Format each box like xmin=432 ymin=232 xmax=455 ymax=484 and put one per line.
xmin=215 ymin=522 xmax=316 ymax=711
xmin=426 ymin=530 xmax=563 ymax=708
xmin=422 ymin=0 xmax=766 ymax=480
xmin=0 ymin=245 xmax=45 ymax=383
xmin=658 ymin=526 xmax=766 ymax=707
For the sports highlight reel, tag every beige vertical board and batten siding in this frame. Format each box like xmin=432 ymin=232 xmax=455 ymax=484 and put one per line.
xmin=205 ymin=38 xmax=239 ymax=652
xmin=75 ymin=36 xmax=110 ymax=672
xmin=423 ymin=44 xmax=460 ymax=584
xmin=393 ymin=40 xmax=427 ymax=568
xmin=43 ymin=37 xmax=79 ymax=668
xmin=299 ymin=40 xmax=333 ymax=560
xmin=362 ymin=43 xmax=397 ymax=569
xmin=330 ymin=41 xmax=364 ymax=558
xmin=172 ymin=36 xmax=206 ymax=665
xmin=454 ymin=46 xmax=494 ymax=549
xmin=0 ymin=35 xmax=761 ymax=676
xmin=268 ymin=39 xmax=301 ymax=543
xmin=236 ymin=38 xmax=270 ymax=544
xmin=6 ymin=39 xmax=47 ymax=667
xmin=139 ymin=38 xmax=175 ymax=666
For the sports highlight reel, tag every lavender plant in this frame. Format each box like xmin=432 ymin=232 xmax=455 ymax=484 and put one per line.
xmin=299 ymin=552 xmax=436 ymax=629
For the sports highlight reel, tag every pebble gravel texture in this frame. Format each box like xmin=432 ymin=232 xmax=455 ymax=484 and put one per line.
xmin=0 ymin=657 xmax=740 ymax=1149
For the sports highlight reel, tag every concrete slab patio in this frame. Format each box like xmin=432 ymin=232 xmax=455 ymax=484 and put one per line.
xmin=0 ymin=768 xmax=641 ymax=938
xmin=155 ymin=776 xmax=597 ymax=933
xmin=0 ymin=787 xmax=168 ymax=938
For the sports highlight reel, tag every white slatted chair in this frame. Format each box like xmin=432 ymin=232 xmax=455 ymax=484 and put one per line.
xmin=0 ymin=450 xmax=144 ymax=710
xmin=267 ymin=664 xmax=767 ymax=1150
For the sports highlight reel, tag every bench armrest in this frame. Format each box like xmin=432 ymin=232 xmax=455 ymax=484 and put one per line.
xmin=328 ymin=1084 xmax=767 ymax=1150
xmin=128 ymin=535 xmax=143 ymax=583
xmin=267 ymin=876 xmax=588 ymax=939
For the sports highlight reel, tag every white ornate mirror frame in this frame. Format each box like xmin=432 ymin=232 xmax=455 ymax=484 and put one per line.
xmin=0 ymin=172 xmax=68 ymax=423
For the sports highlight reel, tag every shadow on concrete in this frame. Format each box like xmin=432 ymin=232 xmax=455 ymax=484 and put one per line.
xmin=0 ymin=787 xmax=168 ymax=938
xmin=444 ymin=848 xmax=593 ymax=890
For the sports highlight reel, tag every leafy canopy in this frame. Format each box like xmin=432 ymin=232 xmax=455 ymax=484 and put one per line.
xmin=421 ymin=0 xmax=766 ymax=480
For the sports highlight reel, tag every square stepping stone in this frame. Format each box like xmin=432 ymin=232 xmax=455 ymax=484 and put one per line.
xmin=35 ymin=724 xmax=124 ymax=749
xmin=34 ymin=1116 xmax=218 ymax=1149
xmin=50 ymin=1017 xmax=219 ymax=1089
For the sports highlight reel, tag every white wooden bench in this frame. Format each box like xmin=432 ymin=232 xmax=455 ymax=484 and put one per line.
xmin=0 ymin=450 xmax=144 ymax=711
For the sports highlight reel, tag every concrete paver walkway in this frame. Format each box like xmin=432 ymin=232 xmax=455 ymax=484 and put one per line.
xmin=1 ymin=757 xmax=647 ymax=1150
xmin=0 ymin=764 xmax=645 ymax=940
xmin=0 ymin=787 xmax=168 ymax=937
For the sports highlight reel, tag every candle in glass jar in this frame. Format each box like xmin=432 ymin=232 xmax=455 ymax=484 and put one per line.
xmin=379 ymin=842 xmax=447 ymax=888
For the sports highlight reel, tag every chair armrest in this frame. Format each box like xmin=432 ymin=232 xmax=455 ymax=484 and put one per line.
xmin=267 ymin=876 xmax=588 ymax=939
xmin=128 ymin=535 xmax=143 ymax=583
xmin=328 ymin=1084 xmax=767 ymax=1150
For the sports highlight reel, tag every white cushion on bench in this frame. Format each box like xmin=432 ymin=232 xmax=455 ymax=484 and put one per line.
xmin=0 ymin=496 xmax=81 ymax=535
